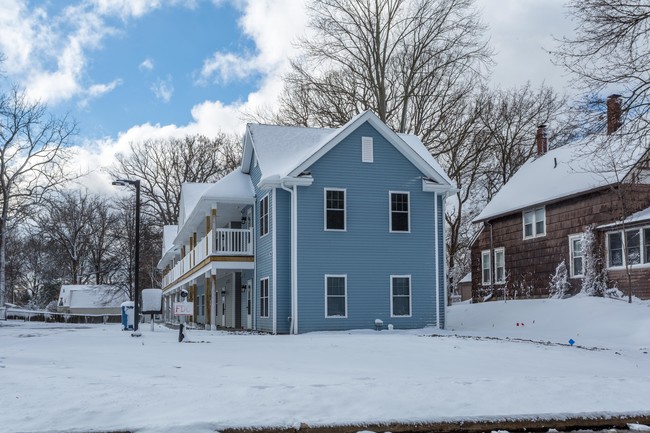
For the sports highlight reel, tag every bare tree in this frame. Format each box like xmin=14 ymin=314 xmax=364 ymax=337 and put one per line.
xmin=554 ymin=0 xmax=650 ymax=139
xmin=273 ymin=0 xmax=492 ymax=144
xmin=478 ymin=83 xmax=571 ymax=199
xmin=112 ymin=133 xmax=242 ymax=226
xmin=0 ymin=86 xmax=77 ymax=307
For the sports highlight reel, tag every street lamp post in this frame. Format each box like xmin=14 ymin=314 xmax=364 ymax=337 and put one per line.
xmin=112 ymin=179 xmax=141 ymax=335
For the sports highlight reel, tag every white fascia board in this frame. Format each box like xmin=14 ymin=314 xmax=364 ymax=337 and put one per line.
xmin=422 ymin=179 xmax=458 ymax=196
xmin=288 ymin=111 xmax=453 ymax=187
xmin=258 ymin=175 xmax=314 ymax=189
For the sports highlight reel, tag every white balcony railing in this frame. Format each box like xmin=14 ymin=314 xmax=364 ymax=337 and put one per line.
xmin=162 ymin=228 xmax=253 ymax=288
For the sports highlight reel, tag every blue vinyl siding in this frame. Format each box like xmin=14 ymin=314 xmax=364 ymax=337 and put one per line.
xmin=275 ymin=188 xmax=292 ymax=334
xmin=295 ymin=121 xmax=439 ymax=333
xmin=250 ymin=151 xmax=274 ymax=333
xmin=437 ymin=193 xmax=446 ymax=328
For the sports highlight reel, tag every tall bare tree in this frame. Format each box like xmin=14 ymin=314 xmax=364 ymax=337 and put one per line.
xmin=112 ymin=133 xmax=241 ymax=226
xmin=0 ymin=87 xmax=76 ymax=307
xmin=554 ymin=0 xmax=650 ymax=140
xmin=274 ymin=0 xmax=492 ymax=145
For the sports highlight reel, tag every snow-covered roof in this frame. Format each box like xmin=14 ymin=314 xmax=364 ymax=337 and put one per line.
xmin=245 ymin=110 xmax=455 ymax=189
xmin=474 ymin=134 xmax=647 ymax=223
xmin=459 ymin=273 xmax=472 ymax=284
xmin=179 ymin=183 xmax=212 ymax=226
xmin=598 ymin=205 xmax=650 ymax=230
xmin=58 ymin=285 xmax=127 ymax=309
xmin=202 ymin=169 xmax=255 ymax=202
xmin=162 ymin=225 xmax=178 ymax=255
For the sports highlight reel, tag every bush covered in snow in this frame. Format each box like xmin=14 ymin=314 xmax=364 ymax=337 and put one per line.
xmin=580 ymin=225 xmax=610 ymax=297
xmin=548 ymin=261 xmax=570 ymax=299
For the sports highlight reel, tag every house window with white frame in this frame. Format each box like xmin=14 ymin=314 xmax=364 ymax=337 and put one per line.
xmin=569 ymin=235 xmax=584 ymax=277
xmin=494 ymin=248 xmax=505 ymax=284
xmin=325 ymin=275 xmax=346 ymax=317
xmin=523 ymin=207 xmax=546 ymax=239
xmin=481 ymin=250 xmax=491 ymax=285
xmin=260 ymin=278 xmax=269 ymax=318
xmin=607 ymin=227 xmax=650 ymax=267
xmin=325 ymin=189 xmax=345 ymax=231
xmin=390 ymin=192 xmax=409 ymax=232
xmin=391 ymin=275 xmax=411 ymax=317
xmin=260 ymin=195 xmax=269 ymax=237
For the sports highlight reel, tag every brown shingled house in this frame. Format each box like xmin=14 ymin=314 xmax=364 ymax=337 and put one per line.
xmin=470 ymin=96 xmax=650 ymax=301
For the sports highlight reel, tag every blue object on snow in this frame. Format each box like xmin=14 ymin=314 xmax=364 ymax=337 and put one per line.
xmin=121 ymin=301 xmax=134 ymax=331
xmin=568 ymin=338 xmax=575 ymax=346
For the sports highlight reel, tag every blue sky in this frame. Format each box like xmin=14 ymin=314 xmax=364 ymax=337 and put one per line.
xmin=0 ymin=0 xmax=571 ymax=193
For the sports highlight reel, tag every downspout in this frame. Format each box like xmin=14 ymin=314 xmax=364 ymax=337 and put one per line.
xmin=441 ymin=194 xmax=448 ymax=329
xmin=280 ymin=182 xmax=298 ymax=335
xmin=272 ymin=189 xmax=277 ymax=335
xmin=434 ymin=192 xmax=440 ymax=328
xmin=486 ymin=220 xmax=494 ymax=299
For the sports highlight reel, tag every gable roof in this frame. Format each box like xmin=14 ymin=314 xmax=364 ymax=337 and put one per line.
xmin=474 ymin=134 xmax=647 ymax=223
xmin=243 ymin=111 xmax=454 ymax=189
xmin=179 ymin=183 xmax=212 ymax=226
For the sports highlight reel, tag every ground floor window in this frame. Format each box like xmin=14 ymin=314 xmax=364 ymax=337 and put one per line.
xmin=607 ymin=227 xmax=650 ymax=267
xmin=391 ymin=275 xmax=411 ymax=317
xmin=481 ymin=250 xmax=491 ymax=285
xmin=325 ymin=275 xmax=347 ymax=317
xmin=260 ymin=278 xmax=269 ymax=318
xmin=569 ymin=235 xmax=583 ymax=277
xmin=494 ymin=248 xmax=505 ymax=284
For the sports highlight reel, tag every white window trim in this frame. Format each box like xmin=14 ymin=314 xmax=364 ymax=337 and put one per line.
xmin=494 ymin=247 xmax=506 ymax=285
xmin=390 ymin=275 xmax=412 ymax=318
xmin=522 ymin=206 xmax=546 ymax=239
xmin=606 ymin=227 xmax=650 ymax=269
xmin=260 ymin=277 xmax=269 ymax=318
xmin=481 ymin=250 xmax=491 ymax=285
xmin=260 ymin=194 xmax=269 ymax=238
xmin=323 ymin=188 xmax=346 ymax=232
xmin=389 ymin=191 xmax=411 ymax=233
xmin=568 ymin=234 xmax=584 ymax=278
xmin=324 ymin=274 xmax=347 ymax=318
xmin=362 ymin=136 xmax=373 ymax=163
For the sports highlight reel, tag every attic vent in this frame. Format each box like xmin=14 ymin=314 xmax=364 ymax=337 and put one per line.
xmin=362 ymin=136 xmax=373 ymax=163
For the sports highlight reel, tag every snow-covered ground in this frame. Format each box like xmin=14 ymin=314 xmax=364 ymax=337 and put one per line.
xmin=1 ymin=296 xmax=649 ymax=433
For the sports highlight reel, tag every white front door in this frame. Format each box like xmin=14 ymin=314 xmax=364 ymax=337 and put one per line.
xmin=246 ymin=280 xmax=252 ymax=329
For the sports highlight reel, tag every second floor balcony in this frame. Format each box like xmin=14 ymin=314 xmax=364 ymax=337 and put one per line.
xmin=162 ymin=227 xmax=253 ymax=288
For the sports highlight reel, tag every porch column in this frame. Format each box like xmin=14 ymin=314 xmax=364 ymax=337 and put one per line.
xmin=210 ymin=273 xmax=217 ymax=330
xmin=205 ymin=275 xmax=211 ymax=330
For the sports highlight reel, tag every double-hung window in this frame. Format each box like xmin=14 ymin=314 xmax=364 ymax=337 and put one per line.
xmin=325 ymin=275 xmax=346 ymax=317
xmin=523 ymin=207 xmax=546 ymax=239
xmin=391 ymin=275 xmax=411 ymax=317
xmin=607 ymin=227 xmax=650 ymax=267
xmin=569 ymin=235 xmax=584 ymax=277
xmin=324 ymin=189 xmax=345 ymax=231
xmin=260 ymin=195 xmax=269 ymax=237
xmin=390 ymin=192 xmax=410 ymax=232
xmin=481 ymin=250 xmax=491 ymax=285
xmin=494 ymin=248 xmax=505 ymax=284
xmin=260 ymin=278 xmax=269 ymax=318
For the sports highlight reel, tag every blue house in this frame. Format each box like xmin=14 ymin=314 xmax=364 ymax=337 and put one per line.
xmin=157 ymin=111 xmax=456 ymax=334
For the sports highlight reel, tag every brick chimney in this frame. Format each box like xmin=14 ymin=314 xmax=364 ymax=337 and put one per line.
xmin=536 ymin=124 xmax=548 ymax=156
xmin=607 ymin=94 xmax=622 ymax=134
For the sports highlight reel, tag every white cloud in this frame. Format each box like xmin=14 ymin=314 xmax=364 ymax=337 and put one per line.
xmin=139 ymin=58 xmax=155 ymax=71
xmin=77 ymin=79 xmax=123 ymax=108
xmin=150 ymin=76 xmax=174 ymax=102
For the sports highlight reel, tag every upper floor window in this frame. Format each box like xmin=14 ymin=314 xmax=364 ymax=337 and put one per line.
xmin=523 ymin=207 xmax=545 ymax=239
xmin=260 ymin=194 xmax=269 ymax=237
xmin=607 ymin=227 xmax=650 ymax=267
xmin=390 ymin=192 xmax=410 ymax=232
xmin=324 ymin=189 xmax=345 ymax=231
xmin=494 ymin=248 xmax=505 ymax=284
xmin=325 ymin=275 xmax=347 ymax=317
xmin=391 ymin=275 xmax=411 ymax=317
xmin=481 ymin=250 xmax=491 ymax=285
xmin=362 ymin=136 xmax=373 ymax=163
xmin=568 ymin=235 xmax=583 ymax=277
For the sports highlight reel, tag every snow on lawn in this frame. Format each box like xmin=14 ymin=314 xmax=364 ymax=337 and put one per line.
xmin=1 ymin=296 xmax=649 ymax=433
